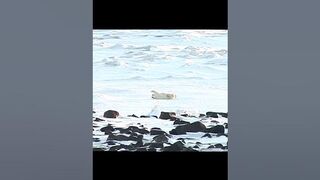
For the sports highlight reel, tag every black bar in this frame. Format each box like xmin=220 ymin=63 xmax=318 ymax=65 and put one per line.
xmin=93 ymin=151 xmax=228 ymax=179
xmin=93 ymin=0 xmax=228 ymax=29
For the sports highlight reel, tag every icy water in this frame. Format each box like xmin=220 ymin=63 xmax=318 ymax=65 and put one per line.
xmin=93 ymin=30 xmax=228 ymax=151
xmin=93 ymin=30 xmax=228 ymax=117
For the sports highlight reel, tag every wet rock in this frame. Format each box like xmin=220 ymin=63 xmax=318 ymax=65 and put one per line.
xmin=103 ymin=110 xmax=119 ymax=118
xmin=150 ymin=128 xmax=167 ymax=136
xmin=224 ymin=123 xmax=228 ymax=129
xmin=169 ymin=128 xmax=186 ymax=135
xmin=93 ymin=138 xmax=100 ymax=142
xmin=109 ymin=144 xmax=135 ymax=151
xmin=162 ymin=141 xmax=189 ymax=152
xmin=177 ymin=138 xmax=186 ymax=144
xmin=128 ymin=114 xmax=139 ymax=118
xmin=93 ymin=148 xmax=104 ymax=151
xmin=149 ymin=143 xmax=164 ymax=149
xmin=153 ymin=134 xmax=169 ymax=143
xmin=100 ymin=125 xmax=115 ymax=134
xmin=118 ymin=128 xmax=132 ymax=134
xmin=206 ymin=125 xmax=225 ymax=134
xmin=199 ymin=114 xmax=206 ymax=117
xmin=127 ymin=126 xmax=149 ymax=134
xmin=94 ymin=118 xmax=104 ymax=122
xmin=206 ymin=112 xmax=218 ymax=118
xmin=173 ymin=119 xmax=190 ymax=125
xmin=159 ymin=112 xmax=176 ymax=120
xmin=107 ymin=134 xmax=132 ymax=141
xmin=219 ymin=113 xmax=228 ymax=118
xmin=106 ymin=141 xmax=116 ymax=145
xmin=175 ymin=121 xmax=207 ymax=133
xmin=201 ymin=133 xmax=212 ymax=138
xmin=214 ymin=143 xmax=224 ymax=148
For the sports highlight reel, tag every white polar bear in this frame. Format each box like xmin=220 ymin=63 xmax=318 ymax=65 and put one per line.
xmin=151 ymin=90 xmax=176 ymax=100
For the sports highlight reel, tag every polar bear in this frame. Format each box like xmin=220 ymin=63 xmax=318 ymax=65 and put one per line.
xmin=151 ymin=90 xmax=176 ymax=100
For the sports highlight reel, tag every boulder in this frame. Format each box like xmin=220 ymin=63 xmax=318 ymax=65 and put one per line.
xmin=201 ymin=133 xmax=212 ymax=138
xmin=206 ymin=125 xmax=225 ymax=134
xmin=127 ymin=126 xmax=149 ymax=134
xmin=175 ymin=121 xmax=207 ymax=133
xmin=199 ymin=113 xmax=206 ymax=117
xmin=206 ymin=112 xmax=218 ymax=118
xmin=100 ymin=125 xmax=115 ymax=135
xmin=103 ymin=110 xmax=119 ymax=118
xmin=149 ymin=143 xmax=164 ymax=149
xmin=159 ymin=112 xmax=176 ymax=120
xmin=162 ymin=141 xmax=186 ymax=152
xmin=94 ymin=118 xmax=104 ymax=122
xmin=128 ymin=114 xmax=139 ymax=118
xmin=153 ymin=134 xmax=169 ymax=143
xmin=150 ymin=128 xmax=167 ymax=136
xmin=173 ymin=119 xmax=190 ymax=125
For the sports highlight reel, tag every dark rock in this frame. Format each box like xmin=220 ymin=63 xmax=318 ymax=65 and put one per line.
xmin=208 ymin=145 xmax=215 ymax=149
xmin=107 ymin=134 xmax=132 ymax=141
xmin=224 ymin=123 xmax=228 ymax=129
xmin=109 ymin=145 xmax=122 ymax=151
xmin=206 ymin=125 xmax=225 ymax=134
xmin=206 ymin=112 xmax=218 ymax=118
xmin=94 ymin=118 xmax=104 ymax=122
xmin=153 ymin=134 xmax=169 ymax=143
xmin=181 ymin=114 xmax=188 ymax=117
xmin=149 ymin=143 xmax=164 ymax=149
xmin=93 ymin=148 xmax=104 ymax=151
xmin=150 ymin=128 xmax=167 ymax=136
xmin=118 ymin=128 xmax=132 ymax=134
xmin=128 ymin=114 xmax=139 ymax=118
xmin=222 ymin=146 xmax=228 ymax=150
xmin=140 ymin=115 xmax=150 ymax=118
xmin=162 ymin=141 xmax=186 ymax=152
xmin=93 ymin=125 xmax=99 ymax=128
xmin=211 ymin=120 xmax=219 ymax=123
xmin=196 ymin=142 xmax=202 ymax=145
xmin=177 ymin=138 xmax=185 ymax=144
xmin=214 ymin=143 xmax=223 ymax=148
xmin=127 ymin=126 xmax=149 ymax=134
xmin=199 ymin=114 xmax=206 ymax=117
xmin=173 ymin=119 xmax=190 ymax=125
xmin=169 ymin=117 xmax=180 ymax=121
xmin=106 ymin=141 xmax=116 ymax=145
xmin=151 ymin=115 xmax=158 ymax=118
xmin=169 ymin=128 xmax=186 ymax=135
xmin=109 ymin=144 xmax=135 ymax=151
xmin=100 ymin=125 xmax=115 ymax=134
xmin=159 ymin=112 xmax=176 ymax=120
xmin=193 ymin=145 xmax=199 ymax=148
xmin=174 ymin=121 xmax=207 ymax=133
xmin=93 ymin=138 xmax=100 ymax=142
xmin=201 ymin=133 xmax=212 ymax=138
xmin=93 ymin=111 xmax=96 ymax=113
xmin=103 ymin=110 xmax=119 ymax=118
xmin=219 ymin=113 xmax=228 ymax=118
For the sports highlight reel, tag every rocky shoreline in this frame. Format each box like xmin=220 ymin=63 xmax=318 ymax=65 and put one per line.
xmin=93 ymin=110 xmax=228 ymax=152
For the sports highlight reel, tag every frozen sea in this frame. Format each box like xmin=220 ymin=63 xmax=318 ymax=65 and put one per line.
xmin=93 ymin=30 xmax=228 ymax=151
xmin=93 ymin=30 xmax=228 ymax=117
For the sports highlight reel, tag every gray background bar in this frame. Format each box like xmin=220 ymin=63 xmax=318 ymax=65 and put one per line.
xmin=0 ymin=0 xmax=92 ymax=179
xmin=229 ymin=0 xmax=320 ymax=179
